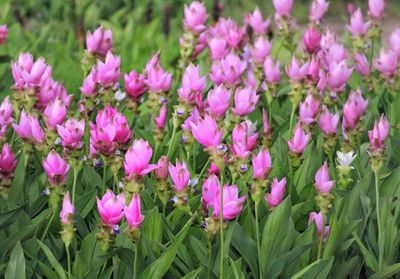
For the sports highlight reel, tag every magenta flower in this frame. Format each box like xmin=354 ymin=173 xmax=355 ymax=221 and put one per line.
xmin=252 ymin=148 xmax=272 ymax=180
xmin=80 ymin=70 xmax=98 ymax=97
xmin=309 ymin=211 xmax=330 ymax=240
xmin=0 ymin=144 xmax=17 ymax=177
xmin=318 ymin=106 xmax=339 ymax=136
xmin=97 ymin=190 xmax=125 ymax=226
xmin=179 ymin=64 xmax=207 ymax=104
xmin=206 ymin=85 xmax=231 ymax=119
xmin=182 ymin=108 xmax=200 ymax=132
xmin=212 ymin=184 xmax=246 ymax=221
xmin=145 ymin=54 xmax=172 ymax=93
xmin=309 ymin=0 xmax=330 ymax=24
xmin=287 ymin=123 xmax=311 ymax=154
xmin=57 ymin=118 xmax=85 ymax=149
xmin=124 ymin=194 xmax=144 ymax=229
xmin=232 ymin=121 xmax=259 ymax=152
xmin=218 ymin=53 xmax=247 ymax=86
xmin=36 ymin=79 xmax=73 ymax=111
xmin=154 ymin=104 xmax=167 ymax=130
xmin=124 ymin=70 xmax=146 ymax=101
xmin=299 ymin=95 xmax=320 ymax=125
xmin=327 ymin=60 xmax=352 ymax=92
xmin=251 ymin=37 xmax=272 ymax=64
xmin=368 ymin=0 xmax=385 ymax=21
xmin=304 ymin=27 xmax=321 ymax=54
xmin=96 ymin=51 xmax=121 ymax=88
xmin=315 ymin=161 xmax=334 ymax=194
xmin=43 ymin=99 xmax=67 ymax=130
xmin=245 ymin=8 xmax=270 ymax=35
xmin=354 ymin=52 xmax=370 ymax=76
xmin=190 ymin=114 xmax=223 ymax=149
xmin=265 ymin=177 xmax=287 ymax=208
xmin=286 ymin=56 xmax=309 ymax=82
xmin=347 ymin=8 xmax=371 ymax=37
xmin=155 ymin=156 xmax=168 ymax=180
xmin=60 ymin=192 xmax=74 ymax=225
xmin=273 ymin=0 xmax=294 ymax=17
xmin=124 ymin=139 xmax=157 ymax=179
xmin=374 ymin=48 xmax=398 ymax=78
xmin=43 ymin=151 xmax=70 ymax=185
xmin=183 ymin=1 xmax=208 ymax=34
xmin=202 ymin=174 xmax=220 ymax=209
xmin=323 ymin=43 xmax=348 ymax=65
xmin=343 ymin=89 xmax=368 ymax=130
xmin=389 ymin=28 xmax=400 ymax=57
xmin=0 ymin=97 xmax=14 ymax=138
xmin=368 ymin=115 xmax=389 ymax=151
xmin=169 ymin=160 xmax=190 ymax=193
xmin=0 ymin=25 xmax=8 ymax=44
xmin=263 ymin=56 xmax=281 ymax=85
xmin=208 ymin=37 xmax=229 ymax=60
xmin=12 ymin=111 xmax=45 ymax=144
xmin=231 ymin=86 xmax=259 ymax=117
xmin=86 ymin=26 xmax=113 ymax=56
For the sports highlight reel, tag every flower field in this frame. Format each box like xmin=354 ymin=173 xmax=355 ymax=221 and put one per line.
xmin=1 ymin=0 xmax=400 ymax=278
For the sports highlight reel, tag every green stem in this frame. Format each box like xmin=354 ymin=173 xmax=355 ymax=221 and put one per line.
xmin=255 ymin=202 xmax=263 ymax=278
xmin=289 ymin=162 xmax=294 ymax=197
xmin=72 ymin=168 xmax=79 ymax=204
xmin=66 ymin=244 xmax=72 ymax=279
xmin=369 ymin=37 xmax=375 ymax=69
xmin=166 ymin=125 xmax=177 ymax=159
xmin=219 ymin=170 xmax=225 ymax=279
xmin=208 ymin=239 xmax=212 ymax=279
xmin=375 ymin=170 xmax=382 ymax=271
xmin=317 ymin=214 xmax=326 ymax=260
xmin=133 ymin=242 xmax=138 ymax=279
xmin=288 ymin=103 xmax=296 ymax=139
xmin=41 ymin=212 xmax=55 ymax=242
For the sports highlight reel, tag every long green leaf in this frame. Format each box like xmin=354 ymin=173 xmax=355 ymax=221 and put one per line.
xmin=290 ymin=257 xmax=334 ymax=279
xmin=5 ymin=242 xmax=25 ymax=279
xmin=38 ymin=240 xmax=66 ymax=279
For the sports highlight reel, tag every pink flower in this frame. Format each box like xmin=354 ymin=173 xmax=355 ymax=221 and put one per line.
xmin=96 ymin=51 xmax=121 ymax=88
xmin=287 ymin=123 xmax=311 ymax=154
xmin=306 ymin=57 xmax=320 ymax=82
xmin=0 ymin=144 xmax=17 ymax=177
xmin=368 ymin=0 xmax=385 ymax=21
xmin=309 ymin=0 xmax=330 ymax=24
xmin=145 ymin=54 xmax=172 ymax=93
xmin=202 ymin=174 xmax=220 ymax=208
xmin=347 ymin=3 xmax=356 ymax=15
xmin=232 ymin=121 xmax=258 ymax=152
xmin=231 ymin=86 xmax=259 ymax=117
xmin=80 ymin=70 xmax=98 ymax=97
xmin=299 ymin=95 xmax=320 ymax=125
xmin=155 ymin=156 xmax=168 ymax=180
xmin=265 ymin=177 xmax=286 ymax=208
xmin=263 ymin=56 xmax=281 ymax=84
xmin=190 ymin=114 xmax=223 ymax=148
xmin=273 ymin=0 xmax=294 ymax=17
xmin=320 ymin=29 xmax=337 ymax=51
xmin=86 ymin=26 xmax=113 ymax=56
xmin=354 ymin=52 xmax=370 ymax=76
xmin=212 ymin=184 xmax=246 ymax=221
xmin=252 ymin=148 xmax=272 ymax=180
xmin=374 ymin=48 xmax=398 ymax=78
xmin=323 ymin=43 xmax=348 ymax=65
xmin=206 ymin=85 xmax=231 ymax=119
xmin=208 ymin=37 xmax=229 ymax=60
xmin=368 ymin=115 xmax=389 ymax=151
xmin=97 ymin=190 xmax=125 ymax=226
xmin=44 ymin=99 xmax=67 ymax=130
xmin=389 ymin=28 xmax=400 ymax=57
xmin=154 ymin=104 xmax=167 ymax=130
xmin=57 ymin=118 xmax=85 ymax=149
xmin=216 ymin=53 xmax=247 ymax=86
xmin=304 ymin=27 xmax=321 ymax=54
xmin=347 ymin=8 xmax=371 ymax=37
xmin=182 ymin=108 xmax=200 ymax=132
xmin=11 ymin=53 xmax=52 ymax=89
xmin=262 ymin=109 xmax=272 ymax=136
xmin=208 ymin=162 xmax=220 ymax=175
xmin=183 ymin=1 xmax=208 ymax=34
xmin=179 ymin=64 xmax=206 ymax=104
xmin=124 ymin=70 xmax=146 ymax=101
xmin=124 ymin=139 xmax=157 ymax=179
xmin=245 ymin=8 xmax=270 ymax=35
xmin=124 ymin=194 xmax=144 ymax=229
xmin=42 ymin=151 xmax=70 ymax=185
xmin=343 ymin=89 xmax=368 ymax=130
xmin=315 ymin=161 xmax=334 ymax=194
xmin=12 ymin=111 xmax=45 ymax=144
xmin=286 ymin=56 xmax=309 ymax=82
xmin=309 ymin=211 xmax=329 ymax=240
xmin=37 ymin=79 xmax=73 ymax=111
xmin=318 ymin=106 xmax=339 ymax=136
xmin=60 ymin=192 xmax=74 ymax=225
xmin=327 ymin=60 xmax=352 ymax=92
xmin=251 ymin=37 xmax=272 ymax=64
xmin=0 ymin=96 xmax=14 ymax=132
xmin=0 ymin=25 xmax=8 ymax=44
xmin=169 ymin=160 xmax=190 ymax=192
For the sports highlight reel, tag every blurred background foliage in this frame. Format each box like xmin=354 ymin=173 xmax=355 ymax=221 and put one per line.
xmin=0 ymin=0 xmax=399 ymax=98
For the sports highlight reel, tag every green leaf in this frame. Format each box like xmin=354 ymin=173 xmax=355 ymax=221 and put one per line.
xmin=0 ymin=206 xmax=23 ymax=230
xmin=290 ymin=257 xmax=334 ymax=279
xmin=370 ymin=262 xmax=400 ymax=279
xmin=38 ymin=240 xmax=66 ymax=279
xmin=181 ymin=267 xmax=203 ymax=279
xmin=142 ymin=208 xmax=163 ymax=253
xmin=5 ymin=242 xmax=25 ymax=279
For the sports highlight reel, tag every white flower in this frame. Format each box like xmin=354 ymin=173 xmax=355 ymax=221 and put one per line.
xmin=336 ymin=151 xmax=357 ymax=168
xmin=115 ymin=90 xmax=126 ymax=101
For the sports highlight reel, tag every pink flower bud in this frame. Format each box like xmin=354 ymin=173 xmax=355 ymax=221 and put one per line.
xmin=60 ymin=192 xmax=74 ymax=225
xmin=124 ymin=194 xmax=144 ymax=229
xmin=97 ymin=190 xmax=125 ymax=226
xmin=182 ymin=108 xmax=200 ymax=132
xmin=212 ymin=184 xmax=246 ymax=221
xmin=306 ymin=57 xmax=320 ymax=82
xmin=252 ymin=148 xmax=272 ymax=180
xmin=0 ymin=25 xmax=8 ymax=44
xmin=263 ymin=56 xmax=281 ymax=85
xmin=206 ymin=85 xmax=231 ymax=119
xmin=309 ymin=211 xmax=329 ymax=240
xmin=304 ymin=27 xmax=321 ymax=54
xmin=286 ymin=56 xmax=309 ymax=82
xmin=154 ymin=104 xmax=167 ymax=130
xmin=202 ymin=174 xmax=220 ymax=208
xmin=245 ymin=8 xmax=270 ymax=35
xmin=368 ymin=115 xmax=389 ymax=151
xmin=86 ymin=26 xmax=113 ymax=56
xmin=232 ymin=121 xmax=259 ymax=152
xmin=96 ymin=51 xmax=121 ymax=88
xmin=265 ymin=177 xmax=286 ymax=208
xmin=124 ymin=70 xmax=146 ymax=101
xmin=354 ymin=52 xmax=370 ymax=76
xmin=81 ymin=70 xmax=98 ymax=97
xmin=190 ymin=114 xmax=223 ymax=148
xmin=327 ymin=60 xmax=352 ymax=92
xmin=309 ymin=0 xmax=330 ymax=24
xmin=273 ymin=0 xmax=294 ymax=17
xmin=318 ymin=106 xmax=339 ymax=136
xmin=347 ymin=8 xmax=371 ymax=37
xmin=320 ymin=29 xmax=337 ymax=51
xmin=179 ymin=64 xmax=207 ymax=104
xmin=251 ymin=36 xmax=272 ymax=64
xmin=36 ymin=78 xmax=73 ymax=111
xmin=169 ymin=160 xmax=190 ymax=192
xmin=343 ymin=89 xmax=368 ymax=130
xmin=323 ymin=43 xmax=348 ymax=65
xmin=0 ymin=96 xmax=14 ymax=130
xmin=374 ymin=48 xmax=398 ymax=78
xmin=208 ymin=37 xmax=229 ymax=60
xmin=124 ymin=139 xmax=157 ymax=179
xmin=389 ymin=28 xmax=400 ymax=57
xmin=231 ymin=86 xmax=259 ymax=117
xmin=0 ymin=144 xmax=17 ymax=177
xmin=315 ymin=161 xmax=334 ymax=194
xmin=12 ymin=111 xmax=45 ymax=144
xmin=44 ymin=99 xmax=67 ymax=130
xmin=262 ymin=109 xmax=272 ymax=136
xmin=208 ymin=162 xmax=220 ymax=175
xmin=287 ymin=123 xmax=311 ymax=154
xmin=183 ymin=1 xmax=208 ymax=34
xmin=57 ymin=118 xmax=85 ymax=149
xmin=43 ymin=151 xmax=70 ymax=185
xmin=347 ymin=3 xmax=356 ymax=15
xmin=215 ymin=53 xmax=247 ymax=86
xmin=368 ymin=0 xmax=385 ymax=21
xmin=299 ymin=95 xmax=320 ymax=125
xmin=155 ymin=156 xmax=168 ymax=180
xmin=145 ymin=55 xmax=172 ymax=92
